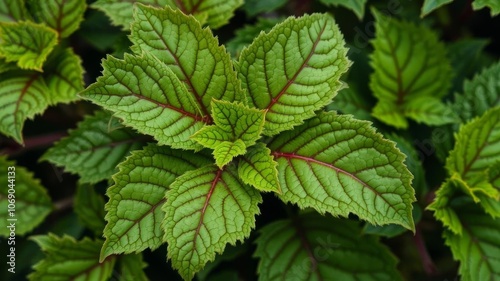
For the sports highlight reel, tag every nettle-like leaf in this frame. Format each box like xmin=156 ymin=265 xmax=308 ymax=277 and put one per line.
xmin=74 ymin=184 xmax=106 ymax=234
xmin=166 ymin=0 xmax=243 ymax=29
xmin=236 ymin=13 xmax=350 ymax=136
xmin=41 ymin=111 xmax=146 ymax=184
xmin=255 ymin=213 xmax=403 ymax=280
xmin=238 ymin=143 xmax=280 ymax=193
xmin=319 ymin=0 xmax=368 ymax=19
xmin=443 ymin=204 xmax=500 ymax=281
xmin=0 ymin=21 xmax=57 ymax=71
xmin=420 ymin=0 xmax=453 ymax=17
xmin=163 ymin=165 xmax=262 ymax=280
xmin=0 ymin=156 xmax=52 ymax=236
xmin=100 ymin=144 xmax=212 ymax=260
xmin=472 ymin=0 xmax=500 ymax=16
xmin=370 ymin=9 xmax=455 ymax=129
xmin=268 ymin=112 xmax=416 ymax=231
xmin=0 ymin=0 xmax=29 ymax=22
xmin=29 ymin=0 xmax=86 ymax=38
xmin=30 ymin=234 xmax=116 ymax=281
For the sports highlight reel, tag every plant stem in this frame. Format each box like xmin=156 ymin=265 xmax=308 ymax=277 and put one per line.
xmin=1 ymin=132 xmax=66 ymax=156
xmin=53 ymin=196 xmax=74 ymax=212
xmin=413 ymin=224 xmax=437 ymax=276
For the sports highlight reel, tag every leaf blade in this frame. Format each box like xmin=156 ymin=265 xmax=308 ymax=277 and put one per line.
xmin=29 ymin=0 xmax=87 ymax=38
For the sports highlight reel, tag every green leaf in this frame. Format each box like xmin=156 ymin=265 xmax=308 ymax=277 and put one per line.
xmin=74 ymin=184 xmax=106 ymax=234
xmin=443 ymin=204 xmax=500 ymax=281
xmin=163 ymin=165 xmax=262 ymax=280
xmin=130 ymin=4 xmax=245 ymax=117
xmin=41 ymin=111 xmax=146 ymax=183
xmin=472 ymin=0 xmax=500 ymax=16
xmin=452 ymin=61 xmax=500 ymax=122
xmin=477 ymin=162 xmax=500 ymax=217
xmin=117 ymin=253 xmax=149 ymax=281
xmin=167 ymin=0 xmax=243 ymax=29
xmin=363 ymin=204 xmax=422 ymax=238
xmin=0 ymin=21 xmax=58 ymax=71
xmin=326 ymin=86 xmax=373 ymax=121
xmin=0 ymin=73 xmax=50 ymax=144
xmin=420 ymin=0 xmax=453 ymax=17
xmin=0 ymin=0 xmax=29 ymax=22
xmin=236 ymin=13 xmax=350 ymax=136
xmin=197 ymin=243 xmax=248 ymax=281
xmin=0 ymin=156 xmax=52 ymax=236
xmin=319 ymin=0 xmax=368 ymax=19
xmin=29 ymin=0 xmax=86 ymax=38
xmin=81 ymin=53 xmax=206 ymax=150
xmin=100 ymin=144 xmax=212 ymax=260
xmin=226 ymin=17 xmax=281 ymax=58
xmin=370 ymin=9 xmax=454 ymax=128
xmin=29 ymin=234 xmax=116 ymax=281
xmin=268 ymin=112 xmax=415 ymax=231
xmin=255 ymin=213 xmax=403 ymax=280
xmin=44 ymin=48 xmax=85 ymax=104
xmin=242 ymin=0 xmax=286 ymax=17
xmin=427 ymin=178 xmax=465 ymax=234
xmin=213 ymin=140 xmax=246 ymax=168
xmin=238 ymin=143 xmax=280 ymax=193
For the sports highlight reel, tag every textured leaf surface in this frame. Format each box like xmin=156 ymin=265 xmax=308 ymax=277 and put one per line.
xmin=370 ymin=10 xmax=454 ymax=128
xmin=236 ymin=13 xmax=350 ymax=136
xmin=255 ymin=213 xmax=403 ymax=280
xmin=427 ymin=178 xmax=464 ymax=234
xmin=29 ymin=0 xmax=86 ymax=38
xmin=118 ymin=254 xmax=148 ymax=281
xmin=0 ymin=156 xmax=52 ymax=236
xmin=472 ymin=0 xmax=500 ymax=16
xmin=443 ymin=204 xmax=500 ymax=281
xmin=74 ymin=184 xmax=106 ymax=234
xmin=81 ymin=53 xmax=205 ymax=150
xmin=0 ymin=21 xmax=57 ymax=71
xmin=163 ymin=165 xmax=262 ymax=280
xmin=420 ymin=0 xmax=453 ymax=17
xmin=101 ymin=144 xmax=211 ymax=260
xmin=212 ymin=139 xmax=246 ymax=168
xmin=268 ymin=112 xmax=415 ymax=230
xmin=0 ymin=0 xmax=29 ymax=22
xmin=238 ymin=143 xmax=280 ymax=193
xmin=168 ymin=0 xmax=242 ymax=28
xmin=44 ymin=48 xmax=85 ymax=104
xmin=41 ymin=111 xmax=146 ymax=183
xmin=30 ymin=234 xmax=116 ymax=281
xmin=130 ymin=4 xmax=245 ymax=118
xmin=0 ymin=73 xmax=50 ymax=143
xmin=319 ymin=0 xmax=368 ymax=19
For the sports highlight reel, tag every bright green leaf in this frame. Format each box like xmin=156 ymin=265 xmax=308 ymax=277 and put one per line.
xmin=80 ymin=53 xmax=206 ymax=150
xmin=242 ymin=0 xmax=286 ymax=17
xmin=319 ymin=0 xmax=368 ymax=19
xmin=370 ymin=9 xmax=454 ymax=128
xmin=29 ymin=0 xmax=87 ymax=38
xmin=472 ymin=0 xmax=500 ymax=16
xmin=167 ymin=0 xmax=242 ymax=29
xmin=0 ymin=0 xmax=29 ymax=21
xmin=420 ymin=0 xmax=453 ymax=17
xmin=100 ymin=144 xmax=212 ymax=260
xmin=427 ymin=178 xmax=464 ymax=234
xmin=236 ymin=13 xmax=350 ymax=136
xmin=268 ymin=112 xmax=416 ymax=231
xmin=364 ymin=205 xmax=422 ymax=238
xmin=74 ymin=184 xmax=106 ymax=234
xmin=130 ymin=4 xmax=245 ymax=118
xmin=238 ymin=143 xmax=280 ymax=193
xmin=476 ymin=161 xmax=500 ymax=217
xmin=255 ymin=213 xmax=403 ymax=280
xmin=0 ymin=21 xmax=57 ymax=71
xmin=44 ymin=48 xmax=85 ymax=104
xmin=117 ymin=253 xmax=149 ymax=281
xmin=163 ymin=165 xmax=262 ymax=280
xmin=29 ymin=234 xmax=116 ymax=281
xmin=0 ymin=156 xmax=52 ymax=236
xmin=41 ymin=111 xmax=146 ymax=183
xmin=213 ymin=139 xmax=246 ymax=168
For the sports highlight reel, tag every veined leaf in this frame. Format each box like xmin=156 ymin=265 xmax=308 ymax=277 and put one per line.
xmin=29 ymin=0 xmax=86 ymax=38
xmin=167 ymin=0 xmax=243 ymax=29
xmin=163 ymin=165 xmax=262 ymax=280
xmin=0 ymin=21 xmax=57 ymax=71
xmin=0 ymin=0 xmax=29 ymax=22
xmin=255 ymin=213 xmax=403 ymax=280
xmin=427 ymin=178 xmax=464 ymax=234
xmin=100 ymin=144 xmax=211 ymax=260
xmin=238 ymin=143 xmax=280 ymax=193
xmin=41 ymin=111 xmax=146 ymax=184
xmin=443 ymin=204 xmax=500 ymax=281
xmin=472 ymin=0 xmax=500 ymax=16
xmin=0 ymin=73 xmax=50 ymax=144
xmin=44 ymin=48 xmax=85 ymax=104
xmin=130 ymin=4 xmax=245 ymax=118
xmin=81 ymin=53 xmax=206 ymax=150
xmin=478 ymin=162 xmax=500 ymax=217
xmin=213 ymin=140 xmax=246 ymax=168
xmin=0 ymin=156 xmax=52 ymax=236
xmin=29 ymin=234 xmax=116 ymax=281
xmin=268 ymin=112 xmax=415 ymax=231
xmin=236 ymin=13 xmax=350 ymax=136
xmin=117 ymin=254 xmax=148 ymax=281
xmin=319 ymin=0 xmax=368 ymax=19
xmin=370 ymin=9 xmax=454 ymax=128
xmin=420 ymin=0 xmax=453 ymax=17
xmin=74 ymin=184 xmax=106 ymax=234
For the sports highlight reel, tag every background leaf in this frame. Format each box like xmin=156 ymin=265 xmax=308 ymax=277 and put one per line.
xmin=29 ymin=0 xmax=86 ymax=38
xmin=420 ymin=0 xmax=453 ymax=17
xmin=117 ymin=253 xmax=149 ymax=281
xmin=0 ymin=0 xmax=29 ymax=22
xmin=74 ymin=184 xmax=106 ymax=234
xmin=319 ymin=0 xmax=368 ymax=19
xmin=168 ymin=0 xmax=243 ymax=28
xmin=242 ymin=0 xmax=286 ymax=17
xmin=472 ymin=0 xmax=500 ymax=16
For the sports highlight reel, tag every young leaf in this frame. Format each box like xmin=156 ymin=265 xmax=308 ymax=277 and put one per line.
xmin=0 ymin=0 xmax=29 ymax=22
xmin=427 ymin=178 xmax=464 ymax=234
xmin=370 ymin=9 xmax=454 ymax=128
xmin=478 ymin=162 xmax=500 ymax=217
xmin=29 ymin=0 xmax=87 ymax=38
xmin=74 ymin=184 xmax=106 ymax=234
xmin=167 ymin=0 xmax=243 ymax=29
xmin=0 ymin=21 xmax=58 ymax=71
xmin=238 ymin=143 xmax=280 ymax=193
xmin=319 ymin=0 xmax=368 ymax=19
xmin=44 ymin=48 xmax=85 ymax=104
xmin=41 ymin=111 xmax=146 ymax=184
xmin=443 ymin=204 xmax=500 ymax=281
xmin=255 ymin=213 xmax=403 ymax=280
xmin=236 ymin=13 xmax=350 ymax=136
xmin=420 ymin=0 xmax=453 ymax=17
xmin=163 ymin=165 xmax=262 ymax=280
xmin=472 ymin=0 xmax=500 ymax=16
xmin=117 ymin=253 xmax=149 ymax=281
xmin=100 ymin=144 xmax=212 ymax=260
xmin=0 ymin=156 xmax=52 ymax=236
xmin=130 ymin=4 xmax=245 ymax=117
xmin=80 ymin=53 xmax=206 ymax=150
xmin=213 ymin=139 xmax=246 ymax=168
xmin=29 ymin=234 xmax=116 ymax=281
xmin=268 ymin=112 xmax=415 ymax=231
